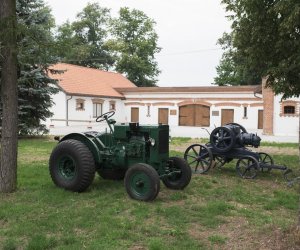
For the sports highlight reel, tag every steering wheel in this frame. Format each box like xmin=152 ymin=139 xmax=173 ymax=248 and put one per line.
xmin=96 ymin=111 xmax=115 ymax=122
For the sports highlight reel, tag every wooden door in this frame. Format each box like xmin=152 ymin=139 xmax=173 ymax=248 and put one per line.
xmin=179 ymin=105 xmax=194 ymax=126
xmin=131 ymin=107 xmax=139 ymax=123
xmin=221 ymin=109 xmax=234 ymax=126
xmin=158 ymin=108 xmax=169 ymax=125
xmin=179 ymin=104 xmax=210 ymax=126
xmin=195 ymin=105 xmax=210 ymax=126
xmin=258 ymin=110 xmax=263 ymax=129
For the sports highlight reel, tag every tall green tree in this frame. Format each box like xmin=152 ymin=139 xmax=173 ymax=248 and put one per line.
xmin=55 ymin=3 xmax=114 ymax=70
xmin=0 ymin=0 xmax=18 ymax=192
xmin=16 ymin=0 xmax=58 ymax=135
xmin=219 ymin=0 xmax=300 ymax=93
xmin=214 ymin=33 xmax=261 ymax=86
xmin=109 ymin=7 xmax=161 ymax=87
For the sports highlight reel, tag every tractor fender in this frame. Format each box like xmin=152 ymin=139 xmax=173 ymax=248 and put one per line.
xmin=59 ymin=133 xmax=101 ymax=164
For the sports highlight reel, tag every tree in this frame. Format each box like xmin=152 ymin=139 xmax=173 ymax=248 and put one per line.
xmin=109 ymin=7 xmax=161 ymax=87
xmin=16 ymin=0 xmax=59 ymax=135
xmin=220 ymin=0 xmax=300 ymax=226
xmin=55 ymin=3 xmax=114 ymax=70
xmin=0 ymin=0 xmax=18 ymax=192
xmin=214 ymin=33 xmax=261 ymax=86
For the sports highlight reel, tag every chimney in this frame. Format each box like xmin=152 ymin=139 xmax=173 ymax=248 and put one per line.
xmin=262 ymin=77 xmax=274 ymax=135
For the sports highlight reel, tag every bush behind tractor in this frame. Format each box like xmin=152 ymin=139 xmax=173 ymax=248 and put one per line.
xmin=49 ymin=111 xmax=191 ymax=201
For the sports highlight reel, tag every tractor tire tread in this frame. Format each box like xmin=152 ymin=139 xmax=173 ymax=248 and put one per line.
xmin=49 ymin=139 xmax=95 ymax=192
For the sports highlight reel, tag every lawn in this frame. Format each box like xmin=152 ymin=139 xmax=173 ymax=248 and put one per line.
xmin=0 ymin=138 xmax=299 ymax=249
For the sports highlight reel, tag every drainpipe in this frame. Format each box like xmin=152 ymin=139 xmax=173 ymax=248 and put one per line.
xmin=66 ymin=95 xmax=73 ymax=126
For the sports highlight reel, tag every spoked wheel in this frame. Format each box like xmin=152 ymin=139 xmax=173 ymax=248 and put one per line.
xmin=213 ymin=155 xmax=226 ymax=168
xmin=124 ymin=163 xmax=160 ymax=201
xmin=210 ymin=127 xmax=235 ymax=153
xmin=97 ymin=169 xmax=126 ymax=180
xmin=258 ymin=152 xmax=273 ymax=173
xmin=162 ymin=157 xmax=192 ymax=190
xmin=184 ymin=144 xmax=213 ymax=174
xmin=49 ymin=139 xmax=96 ymax=192
xmin=236 ymin=156 xmax=259 ymax=179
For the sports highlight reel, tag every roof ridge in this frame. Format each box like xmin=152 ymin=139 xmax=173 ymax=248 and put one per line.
xmin=58 ymin=62 xmax=123 ymax=76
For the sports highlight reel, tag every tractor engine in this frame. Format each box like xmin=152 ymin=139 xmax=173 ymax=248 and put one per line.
xmin=239 ymin=132 xmax=261 ymax=148
xmin=210 ymin=123 xmax=261 ymax=153
xmin=112 ymin=122 xmax=169 ymax=171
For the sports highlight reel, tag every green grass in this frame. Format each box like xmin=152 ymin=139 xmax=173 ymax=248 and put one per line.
xmin=0 ymin=138 xmax=299 ymax=249
xmin=260 ymin=141 xmax=298 ymax=148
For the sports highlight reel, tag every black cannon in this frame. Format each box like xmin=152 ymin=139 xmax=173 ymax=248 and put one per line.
xmin=184 ymin=123 xmax=292 ymax=179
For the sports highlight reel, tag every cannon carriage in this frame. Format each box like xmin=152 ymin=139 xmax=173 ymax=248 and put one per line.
xmin=184 ymin=123 xmax=291 ymax=179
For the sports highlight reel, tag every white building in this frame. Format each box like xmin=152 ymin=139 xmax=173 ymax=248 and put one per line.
xmin=48 ymin=63 xmax=299 ymax=140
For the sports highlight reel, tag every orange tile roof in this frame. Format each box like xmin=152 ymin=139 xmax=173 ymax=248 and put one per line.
xmin=49 ymin=63 xmax=136 ymax=98
xmin=116 ymin=85 xmax=259 ymax=93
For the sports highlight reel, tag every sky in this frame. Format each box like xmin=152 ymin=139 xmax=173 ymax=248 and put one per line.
xmin=46 ymin=0 xmax=232 ymax=87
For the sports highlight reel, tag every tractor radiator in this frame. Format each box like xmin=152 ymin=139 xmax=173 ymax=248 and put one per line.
xmin=159 ymin=129 xmax=169 ymax=154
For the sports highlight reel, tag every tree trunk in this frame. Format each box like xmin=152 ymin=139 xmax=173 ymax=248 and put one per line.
xmin=298 ymin=112 xmax=300 ymax=227
xmin=0 ymin=0 xmax=18 ymax=192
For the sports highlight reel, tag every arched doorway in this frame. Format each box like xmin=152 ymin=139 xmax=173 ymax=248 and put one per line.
xmin=179 ymin=104 xmax=210 ymax=126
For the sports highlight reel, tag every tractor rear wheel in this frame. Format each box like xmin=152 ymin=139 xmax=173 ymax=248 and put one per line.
xmin=162 ymin=157 xmax=192 ymax=190
xmin=124 ymin=163 xmax=160 ymax=201
xmin=49 ymin=139 xmax=95 ymax=192
xmin=97 ymin=169 xmax=126 ymax=180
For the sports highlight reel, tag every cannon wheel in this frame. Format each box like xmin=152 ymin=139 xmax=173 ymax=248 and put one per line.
xmin=162 ymin=157 xmax=192 ymax=190
xmin=210 ymin=126 xmax=235 ymax=153
xmin=49 ymin=139 xmax=96 ymax=192
xmin=236 ymin=156 xmax=259 ymax=179
xmin=258 ymin=152 xmax=273 ymax=173
xmin=184 ymin=144 xmax=213 ymax=174
xmin=213 ymin=155 xmax=227 ymax=168
xmin=124 ymin=163 xmax=160 ymax=201
xmin=225 ymin=123 xmax=247 ymax=133
xmin=97 ymin=169 xmax=126 ymax=180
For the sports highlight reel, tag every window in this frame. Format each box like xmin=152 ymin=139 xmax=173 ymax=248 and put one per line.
xmin=76 ymin=99 xmax=85 ymax=111
xmin=147 ymin=105 xmax=151 ymax=117
xmin=109 ymin=100 xmax=116 ymax=111
xmin=243 ymin=106 xmax=248 ymax=118
xmin=284 ymin=106 xmax=295 ymax=114
xmin=280 ymin=100 xmax=299 ymax=117
xmin=93 ymin=103 xmax=102 ymax=117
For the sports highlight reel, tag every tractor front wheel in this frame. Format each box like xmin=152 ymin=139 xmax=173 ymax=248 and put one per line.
xmin=124 ymin=163 xmax=160 ymax=201
xmin=49 ymin=139 xmax=95 ymax=192
xmin=162 ymin=157 xmax=192 ymax=190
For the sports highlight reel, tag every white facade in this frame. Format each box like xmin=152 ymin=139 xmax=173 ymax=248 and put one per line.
xmin=121 ymin=90 xmax=264 ymax=138
xmin=47 ymin=90 xmax=125 ymax=127
xmin=273 ymin=95 xmax=299 ymax=136
xmin=46 ymin=86 xmax=299 ymax=141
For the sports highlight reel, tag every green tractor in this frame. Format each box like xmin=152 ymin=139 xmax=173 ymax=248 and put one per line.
xmin=49 ymin=111 xmax=191 ymax=201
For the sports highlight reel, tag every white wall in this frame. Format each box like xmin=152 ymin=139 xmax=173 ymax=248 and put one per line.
xmin=46 ymin=89 xmax=299 ymax=139
xmin=122 ymin=89 xmax=264 ymax=136
xmin=46 ymin=90 xmax=126 ymax=127
xmin=45 ymin=90 xmax=67 ymax=126
xmin=273 ymin=95 xmax=299 ymax=136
